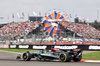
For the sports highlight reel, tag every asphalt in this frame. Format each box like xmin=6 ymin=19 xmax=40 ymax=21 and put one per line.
xmin=0 ymin=51 xmax=100 ymax=66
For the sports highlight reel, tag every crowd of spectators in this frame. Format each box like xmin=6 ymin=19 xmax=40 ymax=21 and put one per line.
xmin=0 ymin=21 xmax=41 ymax=38
xmin=0 ymin=20 xmax=100 ymax=40
xmin=59 ymin=21 xmax=100 ymax=39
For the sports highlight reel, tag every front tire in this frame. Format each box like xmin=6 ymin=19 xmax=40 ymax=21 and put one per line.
xmin=23 ymin=51 xmax=31 ymax=61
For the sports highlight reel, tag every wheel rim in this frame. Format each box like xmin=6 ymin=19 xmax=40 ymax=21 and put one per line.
xmin=23 ymin=53 xmax=27 ymax=60
xmin=61 ymin=55 xmax=65 ymax=60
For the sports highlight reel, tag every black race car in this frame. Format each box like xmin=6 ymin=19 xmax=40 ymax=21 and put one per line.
xmin=17 ymin=48 xmax=82 ymax=62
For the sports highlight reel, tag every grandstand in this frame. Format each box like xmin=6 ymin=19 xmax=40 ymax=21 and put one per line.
xmin=0 ymin=20 xmax=100 ymax=45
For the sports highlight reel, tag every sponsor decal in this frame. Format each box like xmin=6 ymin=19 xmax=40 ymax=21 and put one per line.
xmin=19 ymin=45 xmax=29 ymax=49
xmin=33 ymin=46 xmax=47 ymax=49
xmin=10 ymin=45 xmax=16 ymax=48
xmin=0 ymin=44 xmax=9 ymax=48
xmin=54 ymin=46 xmax=78 ymax=49
xmin=89 ymin=46 xmax=100 ymax=50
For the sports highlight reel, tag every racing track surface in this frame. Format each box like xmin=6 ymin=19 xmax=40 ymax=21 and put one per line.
xmin=0 ymin=51 xmax=100 ymax=66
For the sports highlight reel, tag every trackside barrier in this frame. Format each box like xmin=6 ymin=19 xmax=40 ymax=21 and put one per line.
xmin=0 ymin=44 xmax=10 ymax=48
xmin=0 ymin=44 xmax=100 ymax=51
xmin=9 ymin=44 xmax=100 ymax=51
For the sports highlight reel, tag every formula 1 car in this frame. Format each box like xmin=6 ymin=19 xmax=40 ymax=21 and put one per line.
xmin=18 ymin=48 xmax=82 ymax=62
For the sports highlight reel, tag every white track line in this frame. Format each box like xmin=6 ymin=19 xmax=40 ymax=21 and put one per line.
xmin=81 ymin=60 xmax=100 ymax=63
xmin=86 ymin=61 xmax=100 ymax=63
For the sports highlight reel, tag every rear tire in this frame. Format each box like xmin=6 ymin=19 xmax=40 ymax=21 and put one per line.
xmin=23 ymin=51 xmax=31 ymax=61
xmin=59 ymin=53 xmax=71 ymax=62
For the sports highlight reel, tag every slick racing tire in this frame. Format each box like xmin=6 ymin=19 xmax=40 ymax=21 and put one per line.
xmin=73 ymin=53 xmax=82 ymax=62
xmin=23 ymin=51 xmax=31 ymax=61
xmin=59 ymin=53 xmax=71 ymax=62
